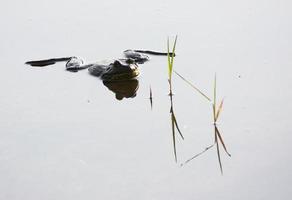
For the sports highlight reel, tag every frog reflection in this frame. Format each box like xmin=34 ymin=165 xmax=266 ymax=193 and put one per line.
xmin=103 ymin=79 xmax=139 ymax=100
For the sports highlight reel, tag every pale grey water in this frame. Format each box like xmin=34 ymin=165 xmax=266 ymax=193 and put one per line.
xmin=1 ymin=0 xmax=292 ymax=199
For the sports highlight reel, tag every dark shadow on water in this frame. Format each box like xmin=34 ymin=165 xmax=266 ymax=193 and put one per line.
xmin=103 ymin=79 xmax=139 ymax=100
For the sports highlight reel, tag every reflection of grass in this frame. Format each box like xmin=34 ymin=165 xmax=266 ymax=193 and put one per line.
xmin=212 ymin=74 xmax=231 ymax=173
xmin=176 ymin=72 xmax=231 ymax=173
xmin=167 ymin=36 xmax=184 ymax=162
xmin=170 ymin=94 xmax=184 ymax=162
xmin=149 ymin=85 xmax=153 ymax=110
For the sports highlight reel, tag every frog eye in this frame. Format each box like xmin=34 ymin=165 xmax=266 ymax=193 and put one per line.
xmin=113 ymin=60 xmax=121 ymax=67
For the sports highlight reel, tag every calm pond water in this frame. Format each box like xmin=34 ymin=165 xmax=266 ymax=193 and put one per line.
xmin=1 ymin=0 xmax=292 ymax=199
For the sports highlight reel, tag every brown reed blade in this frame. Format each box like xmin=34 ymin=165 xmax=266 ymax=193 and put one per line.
xmin=215 ymin=99 xmax=224 ymax=122
xmin=172 ymin=112 xmax=184 ymax=140
xmin=171 ymin=112 xmax=178 ymax=162
xmin=215 ymin=125 xmax=231 ymax=157
xmin=215 ymin=130 xmax=223 ymax=174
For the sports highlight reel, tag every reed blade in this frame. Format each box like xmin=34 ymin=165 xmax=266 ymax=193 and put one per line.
xmin=215 ymin=98 xmax=224 ymax=122
xmin=171 ymin=112 xmax=177 ymax=162
xmin=215 ymin=125 xmax=231 ymax=157
xmin=181 ymin=144 xmax=215 ymax=166
xmin=170 ymin=35 xmax=178 ymax=68
xmin=175 ymin=71 xmax=211 ymax=102
xmin=149 ymin=86 xmax=153 ymax=110
xmin=167 ymin=35 xmax=178 ymax=81
xmin=213 ymin=74 xmax=217 ymax=122
xmin=216 ymin=134 xmax=223 ymax=175
xmin=214 ymin=130 xmax=223 ymax=174
xmin=172 ymin=113 xmax=184 ymax=140
xmin=167 ymin=37 xmax=171 ymax=80
xmin=212 ymin=126 xmax=217 ymax=147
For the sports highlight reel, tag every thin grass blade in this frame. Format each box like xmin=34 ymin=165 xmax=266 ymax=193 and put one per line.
xmin=167 ymin=37 xmax=171 ymax=80
xmin=181 ymin=144 xmax=215 ymax=166
xmin=149 ymin=86 xmax=153 ymax=110
xmin=214 ymin=125 xmax=218 ymax=143
xmin=213 ymin=74 xmax=217 ymax=122
xmin=170 ymin=35 xmax=178 ymax=68
xmin=216 ymin=134 xmax=223 ymax=175
xmin=215 ymin=98 xmax=224 ymax=122
xmin=171 ymin=112 xmax=177 ymax=162
xmin=212 ymin=103 xmax=216 ymax=123
xmin=215 ymin=125 xmax=231 ymax=157
xmin=172 ymin=113 xmax=184 ymax=140
xmin=174 ymin=71 xmax=211 ymax=102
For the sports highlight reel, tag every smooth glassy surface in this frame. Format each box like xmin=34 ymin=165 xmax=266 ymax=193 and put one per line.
xmin=0 ymin=0 xmax=292 ymax=199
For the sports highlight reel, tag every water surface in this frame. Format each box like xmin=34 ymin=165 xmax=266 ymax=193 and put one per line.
xmin=0 ymin=0 xmax=292 ymax=199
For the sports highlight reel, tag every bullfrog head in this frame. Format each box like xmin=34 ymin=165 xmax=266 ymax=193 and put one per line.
xmin=88 ymin=59 xmax=139 ymax=81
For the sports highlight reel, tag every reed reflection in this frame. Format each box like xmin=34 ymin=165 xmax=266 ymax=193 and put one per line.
xmin=166 ymin=36 xmax=184 ymax=162
xmin=181 ymin=124 xmax=231 ymax=174
xmin=175 ymin=72 xmax=231 ymax=174
xmin=149 ymin=86 xmax=153 ymax=110
xmin=169 ymin=84 xmax=184 ymax=162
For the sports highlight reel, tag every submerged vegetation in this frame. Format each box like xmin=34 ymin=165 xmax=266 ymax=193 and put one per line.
xmin=166 ymin=36 xmax=231 ymax=173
